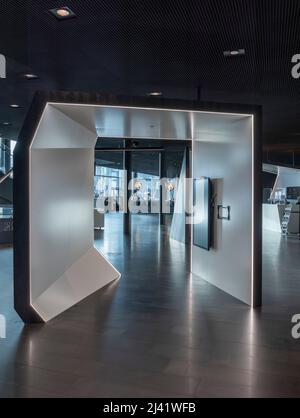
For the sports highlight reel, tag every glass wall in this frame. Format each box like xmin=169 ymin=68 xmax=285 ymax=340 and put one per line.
xmin=0 ymin=138 xmax=14 ymax=219
xmin=94 ymin=148 xmax=186 ymax=217
xmin=94 ymin=165 xmax=124 ymax=212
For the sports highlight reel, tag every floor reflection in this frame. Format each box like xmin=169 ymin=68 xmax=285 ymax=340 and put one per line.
xmin=1 ymin=220 xmax=300 ymax=397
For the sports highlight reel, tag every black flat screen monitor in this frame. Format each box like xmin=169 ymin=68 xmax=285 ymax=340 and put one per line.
xmin=193 ymin=178 xmax=212 ymax=251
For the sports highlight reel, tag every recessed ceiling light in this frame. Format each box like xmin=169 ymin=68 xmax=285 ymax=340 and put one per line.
xmin=57 ymin=9 xmax=70 ymax=17
xmin=49 ymin=7 xmax=76 ymax=20
xmin=24 ymin=73 xmax=38 ymax=79
xmin=148 ymin=92 xmax=162 ymax=97
xmin=223 ymin=49 xmax=245 ymax=57
xmin=10 ymin=104 xmax=20 ymax=108
xmin=2 ymin=122 xmax=11 ymax=126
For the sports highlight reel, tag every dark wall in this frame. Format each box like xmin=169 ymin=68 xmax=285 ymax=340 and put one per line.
xmin=262 ymin=171 xmax=276 ymax=189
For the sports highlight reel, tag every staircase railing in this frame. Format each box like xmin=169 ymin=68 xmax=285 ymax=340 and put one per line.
xmin=0 ymin=141 xmax=13 ymax=183
xmin=0 ymin=168 xmax=13 ymax=184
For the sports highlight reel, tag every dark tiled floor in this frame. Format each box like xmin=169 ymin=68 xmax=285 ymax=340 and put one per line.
xmin=1 ymin=214 xmax=300 ymax=398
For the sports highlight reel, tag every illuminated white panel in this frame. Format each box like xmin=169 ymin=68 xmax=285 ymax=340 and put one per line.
xmin=29 ymin=104 xmax=120 ymax=322
xmin=192 ymin=115 xmax=254 ymax=306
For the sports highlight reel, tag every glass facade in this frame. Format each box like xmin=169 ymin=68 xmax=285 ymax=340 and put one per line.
xmin=0 ymin=139 xmax=14 ymax=218
xmin=94 ymin=150 xmax=184 ymax=215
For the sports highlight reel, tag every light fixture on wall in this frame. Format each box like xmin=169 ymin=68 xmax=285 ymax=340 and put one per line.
xmin=167 ymin=182 xmax=176 ymax=191
xmin=10 ymin=104 xmax=20 ymax=108
xmin=134 ymin=181 xmax=142 ymax=190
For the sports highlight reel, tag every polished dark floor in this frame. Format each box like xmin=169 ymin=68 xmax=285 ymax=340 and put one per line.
xmin=1 ymin=214 xmax=300 ymax=398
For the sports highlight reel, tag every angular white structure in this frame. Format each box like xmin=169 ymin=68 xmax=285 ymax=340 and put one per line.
xmin=29 ymin=104 xmax=120 ymax=322
xmin=14 ymin=92 xmax=261 ymax=323
xmin=192 ymin=113 xmax=256 ymax=306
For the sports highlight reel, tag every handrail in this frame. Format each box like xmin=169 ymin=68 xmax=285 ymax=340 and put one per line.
xmin=0 ymin=142 xmax=13 ymax=176
xmin=0 ymin=168 xmax=13 ymax=184
xmin=0 ymin=142 xmax=12 ymax=157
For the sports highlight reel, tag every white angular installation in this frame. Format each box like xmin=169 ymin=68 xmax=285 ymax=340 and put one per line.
xmin=191 ymin=113 xmax=256 ymax=306
xmin=29 ymin=104 xmax=120 ymax=322
xmin=170 ymin=149 xmax=188 ymax=244
xmin=14 ymin=93 xmax=261 ymax=323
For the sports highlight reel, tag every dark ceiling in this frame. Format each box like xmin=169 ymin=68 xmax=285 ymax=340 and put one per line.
xmin=0 ymin=0 xmax=300 ymax=148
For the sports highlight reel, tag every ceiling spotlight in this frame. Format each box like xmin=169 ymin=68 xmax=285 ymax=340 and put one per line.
xmin=10 ymin=104 xmax=20 ymax=108
xmin=148 ymin=92 xmax=162 ymax=97
xmin=24 ymin=73 xmax=38 ymax=79
xmin=2 ymin=122 xmax=11 ymax=126
xmin=223 ymin=49 xmax=245 ymax=57
xmin=57 ymin=9 xmax=70 ymax=17
xmin=49 ymin=7 xmax=76 ymax=20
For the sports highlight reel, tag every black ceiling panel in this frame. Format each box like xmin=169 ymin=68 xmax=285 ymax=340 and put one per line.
xmin=0 ymin=0 xmax=300 ymax=146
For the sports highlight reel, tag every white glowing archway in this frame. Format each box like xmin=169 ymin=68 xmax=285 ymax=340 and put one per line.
xmin=14 ymin=95 xmax=261 ymax=324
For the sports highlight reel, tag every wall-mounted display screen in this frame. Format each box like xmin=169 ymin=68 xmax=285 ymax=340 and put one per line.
xmin=193 ymin=178 xmax=212 ymax=251
xmin=287 ymin=187 xmax=300 ymax=200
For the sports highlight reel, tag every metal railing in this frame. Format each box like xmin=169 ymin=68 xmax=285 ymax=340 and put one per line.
xmin=0 ymin=141 xmax=13 ymax=217
xmin=0 ymin=168 xmax=13 ymax=184
xmin=0 ymin=141 xmax=12 ymax=165
xmin=0 ymin=141 xmax=13 ymax=184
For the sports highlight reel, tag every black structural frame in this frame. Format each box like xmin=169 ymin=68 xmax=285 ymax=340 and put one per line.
xmin=14 ymin=91 xmax=263 ymax=323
